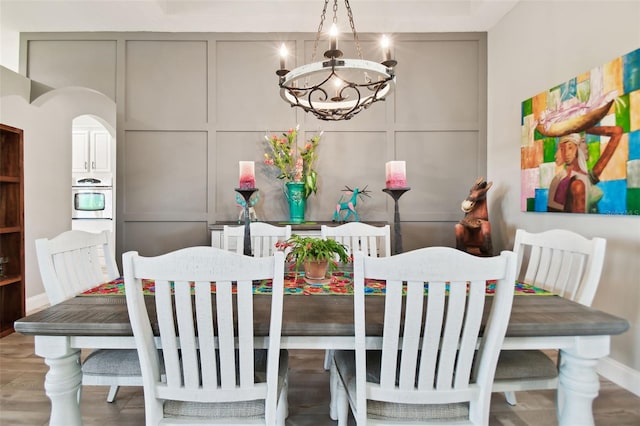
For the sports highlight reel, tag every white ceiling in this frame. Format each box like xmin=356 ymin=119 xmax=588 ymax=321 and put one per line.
xmin=0 ymin=0 xmax=520 ymax=33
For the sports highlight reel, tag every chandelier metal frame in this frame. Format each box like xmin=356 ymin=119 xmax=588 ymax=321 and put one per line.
xmin=276 ymin=0 xmax=397 ymax=121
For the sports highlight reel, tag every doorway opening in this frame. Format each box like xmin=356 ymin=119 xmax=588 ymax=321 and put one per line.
xmin=71 ymin=114 xmax=116 ymax=251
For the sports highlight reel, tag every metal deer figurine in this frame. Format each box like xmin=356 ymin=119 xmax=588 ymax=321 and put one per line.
xmin=332 ymin=185 xmax=371 ymax=222
xmin=454 ymin=177 xmax=493 ymax=256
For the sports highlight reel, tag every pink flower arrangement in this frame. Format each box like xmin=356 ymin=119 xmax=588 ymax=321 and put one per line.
xmin=264 ymin=125 xmax=322 ymax=199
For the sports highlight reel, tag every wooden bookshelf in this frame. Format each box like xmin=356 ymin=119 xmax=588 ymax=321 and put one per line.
xmin=0 ymin=123 xmax=25 ymax=337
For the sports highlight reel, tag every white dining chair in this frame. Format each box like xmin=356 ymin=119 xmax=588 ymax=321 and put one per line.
xmin=35 ymin=229 xmax=142 ymax=403
xmin=332 ymin=248 xmax=517 ymax=425
xmin=122 ymin=247 xmax=289 ymax=426
xmin=223 ymin=222 xmax=292 ymax=257
xmin=493 ymin=228 xmax=607 ymax=406
xmin=322 ymin=222 xmax=392 ymax=373
xmin=321 ymin=222 xmax=391 ymax=258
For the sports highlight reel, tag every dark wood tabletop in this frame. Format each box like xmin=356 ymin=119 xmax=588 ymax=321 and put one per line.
xmin=15 ymin=293 xmax=630 ymax=339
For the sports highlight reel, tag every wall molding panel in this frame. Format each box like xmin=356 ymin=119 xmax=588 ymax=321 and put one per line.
xmin=20 ymin=31 xmax=487 ymax=257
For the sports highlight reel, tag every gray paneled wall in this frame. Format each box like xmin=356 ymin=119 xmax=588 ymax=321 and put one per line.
xmin=22 ymin=32 xmax=486 ymax=258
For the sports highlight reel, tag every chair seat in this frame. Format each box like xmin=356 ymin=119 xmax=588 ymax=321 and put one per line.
xmin=494 ymin=350 xmax=558 ymax=381
xmin=334 ymin=350 xmax=469 ymax=422
xmin=82 ymin=349 xmax=142 ymax=376
xmin=163 ymin=349 xmax=288 ymax=419
xmin=165 ymin=399 xmax=266 ymax=419
xmin=83 ymin=349 xmax=166 ymax=378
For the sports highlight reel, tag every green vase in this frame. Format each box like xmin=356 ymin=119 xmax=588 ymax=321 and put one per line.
xmin=285 ymin=182 xmax=306 ymax=224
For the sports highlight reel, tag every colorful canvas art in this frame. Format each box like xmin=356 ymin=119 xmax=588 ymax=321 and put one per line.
xmin=520 ymin=48 xmax=640 ymax=215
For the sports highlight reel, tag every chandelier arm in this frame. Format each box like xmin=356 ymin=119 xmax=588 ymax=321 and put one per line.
xmin=282 ymin=66 xmax=337 ymax=93
xmin=284 ymin=88 xmax=306 ymax=109
xmin=337 ymin=85 xmax=362 ymax=109
xmin=308 ymin=87 xmax=331 ymax=108
xmin=329 ymin=72 xmax=392 ymax=91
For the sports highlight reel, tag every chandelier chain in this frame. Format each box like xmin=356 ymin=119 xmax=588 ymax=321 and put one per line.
xmin=344 ymin=0 xmax=364 ymax=60
xmin=311 ymin=0 xmax=330 ymax=63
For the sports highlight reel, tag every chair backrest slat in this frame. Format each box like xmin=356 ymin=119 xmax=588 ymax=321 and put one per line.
xmin=417 ymin=283 xmax=445 ymax=390
xmin=514 ymin=229 xmax=606 ymax=305
xmin=380 ymin=279 xmax=402 ymax=389
xmin=215 ymin=279 xmax=237 ymax=389
xmin=155 ymin=279 xmax=180 ymax=388
xmin=398 ymin=281 xmax=423 ymax=390
xmin=437 ymin=281 xmax=466 ymax=390
xmin=237 ymin=280 xmax=255 ymax=388
xmin=455 ymin=280 xmax=485 ymax=389
xmin=194 ymin=280 xmax=218 ymax=389
xmin=174 ymin=282 xmax=199 ymax=389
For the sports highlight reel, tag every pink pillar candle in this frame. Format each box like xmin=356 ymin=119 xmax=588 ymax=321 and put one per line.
xmin=239 ymin=161 xmax=256 ymax=189
xmin=385 ymin=161 xmax=407 ymax=188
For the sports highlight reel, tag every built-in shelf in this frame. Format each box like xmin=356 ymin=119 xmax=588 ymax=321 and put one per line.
xmin=0 ymin=123 xmax=25 ymax=337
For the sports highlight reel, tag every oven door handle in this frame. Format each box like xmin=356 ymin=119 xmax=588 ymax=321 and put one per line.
xmin=77 ymin=177 xmax=102 ymax=185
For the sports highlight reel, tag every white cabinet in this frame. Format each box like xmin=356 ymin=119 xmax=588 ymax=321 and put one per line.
xmin=72 ymin=129 xmax=111 ymax=174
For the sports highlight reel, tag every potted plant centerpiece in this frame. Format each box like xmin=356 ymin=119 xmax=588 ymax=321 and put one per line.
xmin=279 ymin=234 xmax=350 ymax=283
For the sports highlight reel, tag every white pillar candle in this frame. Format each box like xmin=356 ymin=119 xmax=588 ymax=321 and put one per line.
xmin=385 ymin=161 xmax=407 ymax=188
xmin=239 ymin=161 xmax=256 ymax=189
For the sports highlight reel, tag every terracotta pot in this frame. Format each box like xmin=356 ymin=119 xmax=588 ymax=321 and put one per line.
xmin=304 ymin=259 xmax=329 ymax=280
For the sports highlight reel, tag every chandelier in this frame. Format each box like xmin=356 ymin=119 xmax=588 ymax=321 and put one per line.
xmin=276 ymin=0 xmax=397 ymax=121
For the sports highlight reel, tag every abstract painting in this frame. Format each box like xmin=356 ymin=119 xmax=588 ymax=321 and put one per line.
xmin=520 ymin=48 xmax=639 ymax=215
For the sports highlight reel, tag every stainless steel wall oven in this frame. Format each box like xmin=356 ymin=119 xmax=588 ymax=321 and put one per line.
xmin=72 ymin=177 xmax=113 ymax=220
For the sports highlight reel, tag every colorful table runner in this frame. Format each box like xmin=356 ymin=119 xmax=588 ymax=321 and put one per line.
xmin=80 ymin=272 xmax=554 ymax=297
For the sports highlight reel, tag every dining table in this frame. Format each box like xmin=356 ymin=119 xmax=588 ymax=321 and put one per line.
xmin=14 ymin=272 xmax=629 ymax=426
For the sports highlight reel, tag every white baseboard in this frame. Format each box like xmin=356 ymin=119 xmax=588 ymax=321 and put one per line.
xmin=26 ymin=292 xmax=50 ymax=315
xmin=598 ymin=356 xmax=640 ymax=397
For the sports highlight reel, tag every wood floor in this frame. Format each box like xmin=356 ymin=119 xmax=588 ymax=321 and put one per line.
xmin=1 ymin=332 xmax=639 ymax=425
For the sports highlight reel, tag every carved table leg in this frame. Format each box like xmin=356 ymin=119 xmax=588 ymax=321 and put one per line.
xmin=557 ymin=336 xmax=610 ymax=426
xmin=35 ymin=336 xmax=83 ymax=426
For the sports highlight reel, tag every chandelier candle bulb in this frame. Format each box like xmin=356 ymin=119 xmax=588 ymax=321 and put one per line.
xmin=381 ymin=35 xmax=391 ymax=62
xmin=239 ymin=161 xmax=256 ymax=189
xmin=386 ymin=161 xmax=407 ymax=189
xmin=330 ymin=23 xmax=338 ymax=51
xmin=279 ymin=44 xmax=287 ymax=70
xmin=333 ymin=78 xmax=343 ymax=99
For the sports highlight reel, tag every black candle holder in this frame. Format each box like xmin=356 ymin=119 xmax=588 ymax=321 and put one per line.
xmin=235 ymin=188 xmax=259 ymax=256
xmin=382 ymin=187 xmax=411 ymax=255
